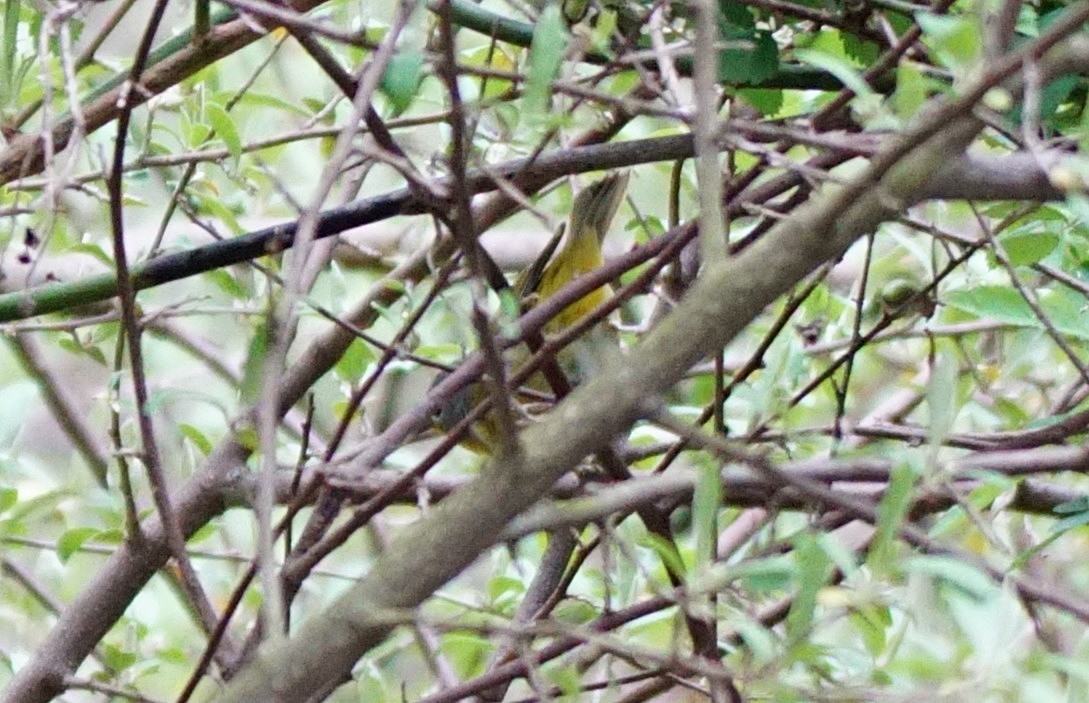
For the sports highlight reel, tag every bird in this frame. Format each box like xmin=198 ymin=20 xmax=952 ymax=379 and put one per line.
xmin=433 ymin=171 xmax=630 ymax=453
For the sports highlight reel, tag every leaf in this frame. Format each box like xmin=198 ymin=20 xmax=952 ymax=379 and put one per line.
xmin=1054 ymin=497 xmax=1089 ymax=514
xmin=894 ymin=62 xmax=928 ymax=118
xmin=841 ymin=33 xmax=879 ymax=65
xmin=441 ymin=631 xmax=491 ymax=678
xmin=945 ymin=285 xmax=1089 ymax=341
xmin=523 ymin=4 xmax=568 ymax=116
xmin=794 ymin=47 xmax=872 ymax=97
xmin=547 ymin=665 xmax=583 ymax=699
xmin=849 ymin=604 xmax=892 ymax=656
xmin=57 ymin=527 xmax=100 ymax=563
xmin=0 ymin=0 xmax=19 ymax=104
xmin=66 ymin=242 xmax=114 ymax=267
xmin=997 ymin=228 xmax=1058 ymax=266
xmin=731 ymin=555 xmax=794 ymax=592
xmin=903 ymin=555 xmax=997 ymax=601
xmin=734 ymin=617 xmax=777 ymax=665
xmin=640 ymin=531 xmax=688 ymax=579
xmin=234 ymin=91 xmax=312 ymax=118
xmin=692 ymin=464 xmax=721 ymax=563
xmin=462 ymin=45 xmax=516 ymax=100
xmin=379 ymin=50 xmax=425 ymax=116
xmin=915 ymin=13 xmax=980 ymax=70
xmin=101 ymin=643 xmax=138 ymax=673
xmin=926 ymin=349 xmax=958 ymax=451
xmin=204 ymin=267 xmax=250 ymax=299
xmin=787 ymin=533 xmax=833 ymax=640
xmin=718 ymin=2 xmax=755 ymax=31
xmin=205 ymin=103 xmax=242 ymax=163
xmin=487 ymin=575 xmax=525 ymax=610
xmin=719 ymin=30 xmax=779 ymax=85
xmin=738 ymin=87 xmax=784 ymax=116
xmin=943 ymin=286 xmax=1037 ymax=326
xmin=0 ymin=486 xmax=16 ymax=515
xmin=552 ymin=597 xmax=598 ymax=624
xmin=335 ymin=341 xmax=375 ymax=382
xmin=868 ymin=461 xmax=917 ymax=573
xmin=193 ymin=194 xmax=245 ymax=235
xmin=816 ymin=531 xmax=860 ymax=578
xmin=179 ymin=423 xmax=213 ymax=455
xmin=240 ymin=322 xmax=269 ymax=405
xmin=1052 ymin=508 xmax=1089 ymax=533
xmin=57 ymin=336 xmax=107 ymax=366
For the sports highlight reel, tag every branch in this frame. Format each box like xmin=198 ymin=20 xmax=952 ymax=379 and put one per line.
xmin=0 ymin=137 xmax=1072 ymax=323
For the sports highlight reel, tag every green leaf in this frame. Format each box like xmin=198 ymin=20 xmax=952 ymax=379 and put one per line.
xmin=903 ymin=555 xmax=997 ymax=601
xmin=719 ymin=30 xmax=779 ymax=85
xmin=441 ymin=631 xmax=491 ymax=678
xmin=718 ymin=2 xmax=755 ymax=32
xmin=945 ymin=285 xmax=1089 ymax=340
xmin=234 ymin=91 xmax=312 ymax=118
xmin=734 ymin=617 xmax=777 ymax=665
xmin=57 ymin=336 xmax=107 ymax=366
xmin=487 ymin=575 xmax=525 ymax=610
xmin=205 ymin=103 xmax=242 ymax=163
xmin=997 ymin=228 xmax=1059 ymax=266
xmin=379 ymin=50 xmax=425 ymax=116
xmin=816 ymin=531 xmax=860 ymax=578
xmin=193 ymin=194 xmax=245 ymax=235
xmin=915 ymin=13 xmax=980 ymax=70
xmin=850 ymin=603 xmax=892 ymax=656
xmin=66 ymin=242 xmax=114 ymax=267
xmin=731 ymin=555 xmax=794 ymax=592
xmin=787 ymin=533 xmax=833 ymax=640
xmin=868 ymin=461 xmax=917 ymax=573
xmin=0 ymin=486 xmax=16 ymax=515
xmin=692 ymin=464 xmax=721 ymax=564
xmin=841 ymin=33 xmax=879 ymax=65
xmin=552 ymin=597 xmax=598 ymax=624
xmin=184 ymin=120 xmax=213 ymax=148
xmin=0 ymin=0 xmax=19 ymax=105
xmin=943 ymin=286 xmax=1037 ymax=326
xmin=240 ymin=322 xmax=269 ymax=405
xmin=101 ymin=643 xmax=138 ymax=673
xmin=1055 ymin=496 xmax=1089 ymax=514
xmin=3 ymin=488 xmax=68 ymax=523
xmin=523 ymin=4 xmax=568 ymax=116
xmin=57 ymin=527 xmax=100 ymax=563
xmin=462 ymin=45 xmax=516 ymax=100
xmin=179 ymin=423 xmax=213 ymax=455
xmin=794 ymin=47 xmax=872 ymax=97
xmin=416 ymin=344 xmax=467 ymax=364
xmin=640 ymin=531 xmax=687 ymax=579
xmin=335 ymin=340 xmax=375 ymax=382
xmin=204 ymin=267 xmax=250 ymax=299
xmin=926 ymin=349 xmax=958 ymax=451
xmin=894 ymin=62 xmax=928 ymax=119
xmin=547 ymin=666 xmax=583 ymax=699
xmin=1052 ymin=508 xmax=1089 ymax=533
xmin=738 ymin=88 xmax=784 ymax=116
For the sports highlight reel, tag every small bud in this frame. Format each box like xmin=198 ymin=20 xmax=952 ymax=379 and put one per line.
xmin=982 ymin=88 xmax=1013 ymax=112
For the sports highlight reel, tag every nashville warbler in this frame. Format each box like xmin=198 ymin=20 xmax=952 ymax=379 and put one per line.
xmin=434 ymin=171 xmax=630 ymax=453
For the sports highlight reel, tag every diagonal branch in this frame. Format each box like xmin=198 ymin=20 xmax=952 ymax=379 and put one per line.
xmin=211 ymin=21 xmax=1089 ymax=702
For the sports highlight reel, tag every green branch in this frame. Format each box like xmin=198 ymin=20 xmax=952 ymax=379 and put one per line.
xmin=444 ymin=0 xmax=856 ymax=90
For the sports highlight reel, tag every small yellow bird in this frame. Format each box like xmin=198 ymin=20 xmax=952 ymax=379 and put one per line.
xmin=434 ymin=172 xmax=629 ymax=453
